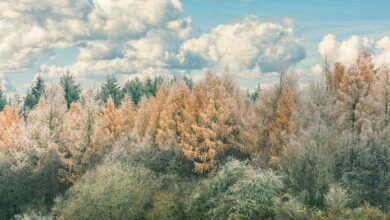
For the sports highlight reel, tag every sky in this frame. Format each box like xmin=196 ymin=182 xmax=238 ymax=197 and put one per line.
xmin=1 ymin=0 xmax=390 ymax=95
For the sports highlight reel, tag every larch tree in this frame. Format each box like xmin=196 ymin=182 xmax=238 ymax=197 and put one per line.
xmin=178 ymin=83 xmax=220 ymax=174
xmin=144 ymin=86 xmax=170 ymax=144
xmin=89 ymin=97 xmax=124 ymax=163
xmin=373 ymin=65 xmax=390 ymax=128
xmin=0 ymin=103 xmax=22 ymax=151
xmin=254 ymin=72 xmax=299 ymax=169
xmin=156 ymin=82 xmax=190 ymax=151
xmin=119 ymin=95 xmax=136 ymax=138
xmin=335 ymin=50 xmax=377 ymax=139
xmin=177 ymin=73 xmax=247 ymax=174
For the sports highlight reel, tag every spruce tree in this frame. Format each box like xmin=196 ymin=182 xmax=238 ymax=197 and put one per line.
xmin=123 ymin=77 xmax=144 ymax=105
xmin=61 ymin=72 xmax=81 ymax=109
xmin=23 ymin=75 xmax=45 ymax=112
xmin=96 ymin=75 xmax=123 ymax=107
xmin=0 ymin=86 xmax=7 ymax=112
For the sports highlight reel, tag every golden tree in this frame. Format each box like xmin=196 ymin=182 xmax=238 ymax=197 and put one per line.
xmin=86 ymin=97 xmax=123 ymax=164
xmin=268 ymin=87 xmax=296 ymax=168
xmin=94 ymin=97 xmax=124 ymax=145
xmin=177 ymin=73 xmax=246 ymax=174
xmin=0 ymin=103 xmax=22 ymax=151
xmin=156 ymin=82 xmax=190 ymax=151
xmin=335 ymin=50 xmax=376 ymax=138
xmin=120 ymin=95 xmax=136 ymax=138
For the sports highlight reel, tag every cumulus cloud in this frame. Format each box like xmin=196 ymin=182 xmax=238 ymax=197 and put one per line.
xmin=1 ymin=0 xmax=306 ymax=86
xmin=318 ymin=34 xmax=390 ymax=67
xmin=177 ymin=16 xmax=306 ymax=78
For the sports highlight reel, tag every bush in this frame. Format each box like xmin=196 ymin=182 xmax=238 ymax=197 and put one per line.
xmin=186 ymin=160 xmax=283 ymax=220
xmin=0 ymin=149 xmax=66 ymax=219
xmin=334 ymin=139 xmax=389 ymax=210
xmin=273 ymin=194 xmax=311 ymax=220
xmin=53 ymin=163 xmax=160 ymax=220
xmin=324 ymin=184 xmax=349 ymax=217
xmin=106 ymin=138 xmax=195 ymax=178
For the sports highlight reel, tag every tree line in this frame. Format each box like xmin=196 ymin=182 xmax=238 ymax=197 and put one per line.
xmin=0 ymin=50 xmax=388 ymax=219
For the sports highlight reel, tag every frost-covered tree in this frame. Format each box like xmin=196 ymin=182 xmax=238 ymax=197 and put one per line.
xmin=334 ymin=50 xmax=377 ymax=139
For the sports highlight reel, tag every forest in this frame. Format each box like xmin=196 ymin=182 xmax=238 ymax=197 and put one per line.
xmin=0 ymin=50 xmax=389 ymax=219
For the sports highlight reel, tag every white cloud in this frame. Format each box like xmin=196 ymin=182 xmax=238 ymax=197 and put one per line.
xmin=1 ymin=0 xmax=305 ymax=85
xmin=178 ymin=16 xmax=306 ymax=78
xmin=318 ymin=34 xmax=390 ymax=67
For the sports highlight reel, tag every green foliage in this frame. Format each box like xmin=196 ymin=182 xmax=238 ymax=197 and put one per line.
xmin=143 ymin=76 xmax=164 ymax=98
xmin=96 ymin=75 xmax=123 ymax=107
xmin=145 ymin=176 xmax=187 ymax=220
xmin=123 ymin=77 xmax=144 ymax=105
xmin=60 ymin=72 xmax=81 ymax=108
xmin=186 ymin=160 xmax=283 ymax=220
xmin=107 ymin=140 xmax=195 ymax=178
xmin=53 ymin=163 xmax=160 ymax=220
xmin=0 ymin=86 xmax=7 ymax=111
xmin=273 ymin=194 xmax=311 ymax=220
xmin=23 ymin=75 xmax=45 ymax=112
xmin=0 ymin=149 xmax=67 ymax=220
xmin=183 ymin=75 xmax=194 ymax=90
xmin=325 ymin=184 xmax=349 ymax=217
xmin=283 ymin=133 xmax=334 ymax=208
xmin=333 ymin=138 xmax=390 ymax=210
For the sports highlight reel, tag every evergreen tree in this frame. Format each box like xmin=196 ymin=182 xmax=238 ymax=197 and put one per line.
xmin=144 ymin=76 xmax=164 ymax=97
xmin=23 ymin=75 xmax=45 ymax=112
xmin=0 ymin=87 xmax=7 ymax=112
xmin=60 ymin=72 xmax=81 ymax=109
xmin=123 ymin=77 xmax=144 ymax=105
xmin=96 ymin=75 xmax=123 ymax=107
xmin=183 ymin=75 xmax=194 ymax=90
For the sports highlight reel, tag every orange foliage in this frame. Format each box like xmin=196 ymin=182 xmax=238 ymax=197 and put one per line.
xmin=0 ymin=103 xmax=22 ymax=151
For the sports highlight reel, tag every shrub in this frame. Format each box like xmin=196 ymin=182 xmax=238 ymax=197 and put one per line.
xmin=186 ymin=160 xmax=283 ymax=220
xmin=53 ymin=163 xmax=160 ymax=220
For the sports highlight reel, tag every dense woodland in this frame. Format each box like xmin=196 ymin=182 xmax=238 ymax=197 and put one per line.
xmin=0 ymin=50 xmax=389 ymax=219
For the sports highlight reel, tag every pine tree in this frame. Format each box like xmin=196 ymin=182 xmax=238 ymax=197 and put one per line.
xmin=0 ymin=86 xmax=7 ymax=112
xmin=23 ymin=75 xmax=45 ymax=112
xmin=61 ymin=72 xmax=81 ymax=109
xmin=96 ymin=75 xmax=123 ymax=107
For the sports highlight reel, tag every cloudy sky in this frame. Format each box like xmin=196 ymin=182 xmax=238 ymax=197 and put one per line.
xmin=1 ymin=0 xmax=390 ymax=93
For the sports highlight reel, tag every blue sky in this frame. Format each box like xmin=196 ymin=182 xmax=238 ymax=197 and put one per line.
xmin=2 ymin=0 xmax=390 ymax=93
